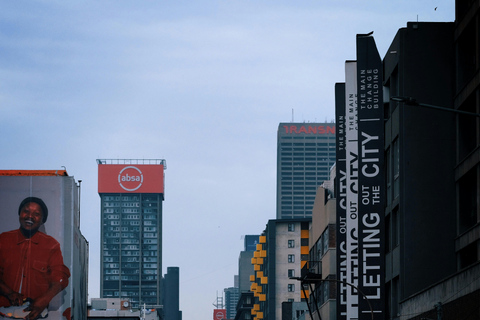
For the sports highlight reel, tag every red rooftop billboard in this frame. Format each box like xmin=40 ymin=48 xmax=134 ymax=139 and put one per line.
xmin=98 ymin=164 xmax=164 ymax=194
xmin=213 ymin=309 xmax=226 ymax=320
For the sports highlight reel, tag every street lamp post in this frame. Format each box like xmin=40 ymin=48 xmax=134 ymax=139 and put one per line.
xmin=390 ymin=96 xmax=480 ymax=118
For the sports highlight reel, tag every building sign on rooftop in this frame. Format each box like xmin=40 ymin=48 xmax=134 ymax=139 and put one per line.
xmin=279 ymin=124 xmax=336 ymax=135
xmin=98 ymin=164 xmax=164 ymax=194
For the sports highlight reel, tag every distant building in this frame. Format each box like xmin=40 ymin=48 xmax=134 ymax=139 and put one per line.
xmin=235 ymin=235 xmax=259 ymax=320
xmin=276 ymin=123 xmax=335 ymax=219
xmin=251 ymin=219 xmax=311 ymax=320
xmin=238 ymin=235 xmax=260 ymax=294
xmin=234 ymin=292 xmax=254 ymax=320
xmin=225 ymin=286 xmax=240 ymax=319
xmin=163 ymin=267 xmax=181 ymax=320
xmin=97 ymin=159 xmax=166 ymax=308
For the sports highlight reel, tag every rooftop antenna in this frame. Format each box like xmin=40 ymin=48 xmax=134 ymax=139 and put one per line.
xmin=292 ymin=109 xmax=294 ymax=122
xmin=212 ymin=291 xmax=224 ymax=309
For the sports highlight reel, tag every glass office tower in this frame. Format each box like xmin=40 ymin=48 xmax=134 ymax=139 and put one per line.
xmin=98 ymin=159 xmax=166 ymax=308
xmin=276 ymin=123 xmax=335 ymax=219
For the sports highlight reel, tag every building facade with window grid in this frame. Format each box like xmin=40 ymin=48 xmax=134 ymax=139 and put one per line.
xmin=250 ymin=219 xmax=311 ymax=320
xmin=225 ymin=286 xmax=240 ymax=320
xmin=98 ymin=159 xmax=165 ymax=308
xmin=276 ymin=123 xmax=336 ymax=219
xmin=380 ymin=13 xmax=480 ymax=319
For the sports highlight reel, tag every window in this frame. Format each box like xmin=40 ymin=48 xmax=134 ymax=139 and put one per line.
xmin=458 ymin=242 xmax=478 ymax=269
xmin=288 ymin=254 xmax=295 ymax=263
xmin=458 ymin=93 xmax=477 ymax=159
xmin=392 ymin=208 xmax=400 ymax=248
xmin=385 ymin=214 xmax=391 ymax=253
xmin=393 ymin=139 xmax=400 ymax=199
xmin=392 ymin=277 xmax=399 ymax=317
xmin=458 ymin=167 xmax=478 ymax=233
xmin=386 ymin=147 xmax=392 ymax=204
xmin=288 ymin=284 xmax=295 ymax=292
xmin=288 ymin=269 xmax=295 ymax=278
xmin=288 ymin=240 xmax=295 ymax=248
xmin=456 ymin=20 xmax=477 ymax=90
xmin=323 ymin=228 xmax=329 ymax=253
xmin=288 ymin=223 xmax=295 ymax=231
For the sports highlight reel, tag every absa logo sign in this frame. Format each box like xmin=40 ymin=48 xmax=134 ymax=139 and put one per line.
xmin=215 ymin=311 xmax=226 ymax=320
xmin=118 ymin=166 xmax=144 ymax=191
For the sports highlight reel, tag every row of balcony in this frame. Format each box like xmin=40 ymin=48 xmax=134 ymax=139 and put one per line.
xmin=250 ymin=236 xmax=267 ymax=320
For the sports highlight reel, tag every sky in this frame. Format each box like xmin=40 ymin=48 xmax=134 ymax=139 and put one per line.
xmin=0 ymin=1 xmax=454 ymax=319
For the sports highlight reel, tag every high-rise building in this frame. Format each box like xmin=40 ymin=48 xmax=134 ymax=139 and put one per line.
xmin=224 ymin=286 xmax=239 ymax=319
xmin=163 ymin=267 xmax=181 ymax=320
xmin=97 ymin=159 xmax=166 ymax=308
xmin=235 ymin=235 xmax=259 ymax=320
xmin=381 ymin=15 xmax=480 ymax=319
xmin=382 ymin=22 xmax=458 ymax=319
xmin=276 ymin=123 xmax=336 ymax=219
xmin=238 ymin=235 xmax=260 ymax=294
xmin=251 ymin=219 xmax=311 ymax=320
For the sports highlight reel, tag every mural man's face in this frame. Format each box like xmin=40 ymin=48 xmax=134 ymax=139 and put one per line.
xmin=19 ymin=202 xmax=44 ymax=234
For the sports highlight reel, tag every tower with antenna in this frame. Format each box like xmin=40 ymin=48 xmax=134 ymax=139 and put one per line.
xmin=212 ymin=292 xmax=227 ymax=320
xmin=212 ymin=292 xmax=224 ymax=309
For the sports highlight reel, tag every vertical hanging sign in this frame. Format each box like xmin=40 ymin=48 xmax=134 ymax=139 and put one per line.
xmin=336 ymin=61 xmax=360 ymax=320
xmin=335 ymin=82 xmax=348 ymax=318
xmin=356 ymin=34 xmax=385 ymax=319
xmin=337 ymin=34 xmax=385 ymax=320
xmin=345 ymin=61 xmax=359 ymax=320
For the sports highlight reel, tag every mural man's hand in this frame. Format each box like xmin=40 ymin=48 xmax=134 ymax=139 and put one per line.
xmin=24 ymin=296 xmax=49 ymax=320
xmin=6 ymin=292 xmax=24 ymax=306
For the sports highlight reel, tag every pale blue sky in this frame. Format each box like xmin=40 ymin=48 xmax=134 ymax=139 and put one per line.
xmin=0 ymin=1 xmax=454 ymax=319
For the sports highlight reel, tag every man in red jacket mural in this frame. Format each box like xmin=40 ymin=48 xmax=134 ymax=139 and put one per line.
xmin=0 ymin=197 xmax=70 ymax=320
